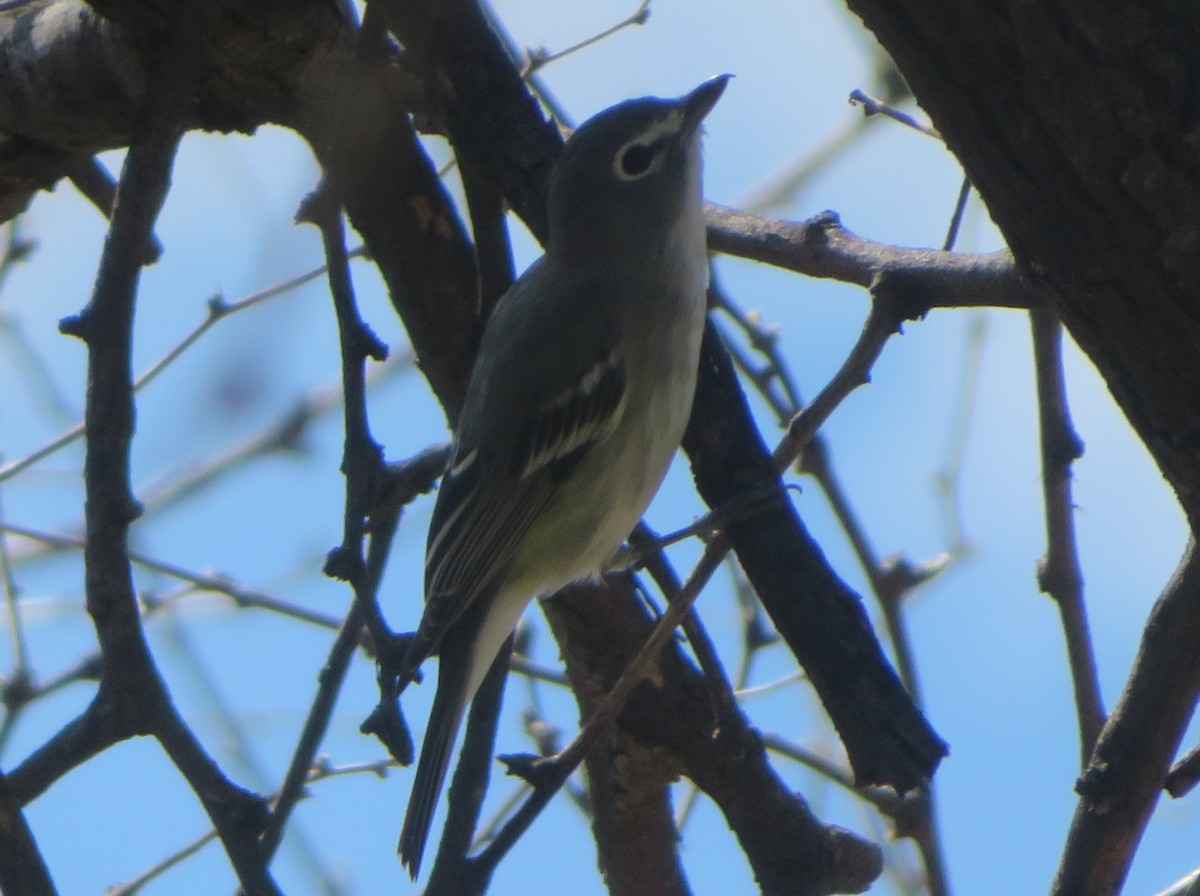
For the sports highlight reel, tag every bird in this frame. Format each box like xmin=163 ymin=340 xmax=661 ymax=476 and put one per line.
xmin=397 ymin=74 xmax=730 ymax=877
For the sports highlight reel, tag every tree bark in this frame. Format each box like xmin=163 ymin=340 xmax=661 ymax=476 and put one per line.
xmin=845 ymin=0 xmax=1200 ymax=525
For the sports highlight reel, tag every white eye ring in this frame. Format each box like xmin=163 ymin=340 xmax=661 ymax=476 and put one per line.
xmin=611 ymin=108 xmax=683 ymax=181
xmin=615 ymin=142 xmax=657 ymax=180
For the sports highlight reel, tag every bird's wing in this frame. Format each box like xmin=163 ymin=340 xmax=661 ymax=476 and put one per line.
xmin=405 ymin=352 xmax=628 ymax=672
xmin=511 ymin=352 xmax=627 ymax=482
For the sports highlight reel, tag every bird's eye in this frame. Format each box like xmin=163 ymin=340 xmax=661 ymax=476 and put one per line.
xmin=618 ymin=143 xmax=655 ymax=178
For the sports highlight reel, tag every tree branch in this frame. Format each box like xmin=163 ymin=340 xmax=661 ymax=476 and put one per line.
xmin=685 ymin=315 xmax=947 ymax=793
xmin=705 ymin=205 xmax=1038 ymax=311
xmin=0 ymin=769 xmax=55 ymax=896
xmin=1052 ymin=539 xmax=1200 ymax=895
xmin=1030 ymin=309 xmax=1105 ymax=764
xmin=543 ymin=577 xmax=883 ymax=896
xmin=294 ymin=5 xmax=481 ymax=418
xmin=53 ymin=11 xmax=279 ymax=893
xmin=843 ymin=0 xmax=1200 ymax=525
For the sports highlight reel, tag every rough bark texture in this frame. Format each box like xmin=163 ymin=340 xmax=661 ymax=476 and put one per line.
xmin=543 ymin=581 xmax=694 ymax=896
xmin=842 ymin=3 xmax=1200 ymax=893
xmin=845 ymin=0 xmax=1200 ymax=524
xmin=544 ymin=579 xmax=883 ymax=896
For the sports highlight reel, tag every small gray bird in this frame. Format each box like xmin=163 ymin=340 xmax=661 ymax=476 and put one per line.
xmin=398 ymin=75 xmax=729 ymax=876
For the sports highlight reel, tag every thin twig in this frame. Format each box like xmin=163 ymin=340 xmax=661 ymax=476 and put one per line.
xmin=522 ymin=0 xmax=650 ymax=75
xmin=260 ymin=173 xmax=392 ymax=867
xmin=932 ymin=311 xmax=987 ymax=557
xmin=672 ymin=535 xmax=786 ymax=834
xmin=260 ymin=504 xmax=400 ymax=864
xmin=773 ymin=293 xmax=902 ymax=472
xmin=117 ymin=758 xmax=398 ymax=896
xmin=0 ymin=478 xmax=31 ymax=683
xmin=632 ymin=523 xmax=741 ymax=731
xmin=761 ymin=731 xmax=901 ymax=816
xmin=942 ymin=176 xmax=972 ymax=251
xmin=736 ymin=115 xmax=875 ymax=214
xmin=1030 ymin=309 xmax=1105 ymax=762
xmin=735 ymin=670 xmax=805 ymax=699
xmin=107 ymin=827 xmax=218 ymax=896
xmin=477 ymin=1 xmax=573 ymax=129
xmin=0 ymin=251 xmax=366 ymax=486
xmin=1152 ymin=869 xmax=1200 ymax=896
xmin=848 ymin=89 xmax=941 ymax=139
xmin=0 ymin=522 xmax=344 ymax=631
xmin=0 ymin=229 xmax=79 ymax=422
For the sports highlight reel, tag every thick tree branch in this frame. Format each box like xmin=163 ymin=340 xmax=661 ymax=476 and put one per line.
xmin=685 ymin=319 xmax=947 ymax=792
xmin=0 ymin=0 xmax=475 ymax=421
xmin=293 ymin=14 xmax=481 ymax=418
xmin=839 ymin=4 xmax=1200 ymax=891
xmin=543 ymin=578 xmax=883 ymax=896
xmin=7 ymin=695 xmax=126 ymax=804
xmin=844 ymin=0 xmax=1200 ymax=526
xmin=370 ymin=0 xmax=562 ymax=242
xmin=0 ymin=770 xmax=55 ymax=896
xmin=0 ymin=0 xmax=352 ymax=215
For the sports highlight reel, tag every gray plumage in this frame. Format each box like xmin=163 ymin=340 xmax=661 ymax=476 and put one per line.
xmin=398 ymin=75 xmax=729 ymax=877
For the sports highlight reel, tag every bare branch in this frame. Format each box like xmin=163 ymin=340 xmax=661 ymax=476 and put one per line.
xmin=1030 ymin=309 xmax=1105 ymax=763
xmin=1 ymin=522 xmax=342 ymax=630
xmin=0 ymin=253 xmax=369 ymax=486
xmin=1166 ymin=742 xmax=1200 ymax=799
xmin=53 ymin=10 xmax=279 ymax=891
xmin=522 ymin=0 xmax=651 ymax=76
xmin=1052 ymin=540 xmax=1200 ymax=895
xmin=932 ymin=311 xmax=988 ymax=557
xmin=0 ymin=769 xmax=55 ymax=896
xmin=848 ymin=89 xmax=940 ymax=139
xmin=846 ymin=0 xmax=1200 ymax=526
xmin=260 ymin=499 xmax=402 ymax=866
xmin=706 ymin=205 xmax=1038 ymax=311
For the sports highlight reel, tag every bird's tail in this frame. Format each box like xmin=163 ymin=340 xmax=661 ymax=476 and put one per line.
xmin=398 ymin=657 xmax=468 ymax=878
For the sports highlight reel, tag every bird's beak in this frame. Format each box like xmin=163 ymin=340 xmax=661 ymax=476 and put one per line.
xmin=680 ymin=74 xmax=732 ymax=133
